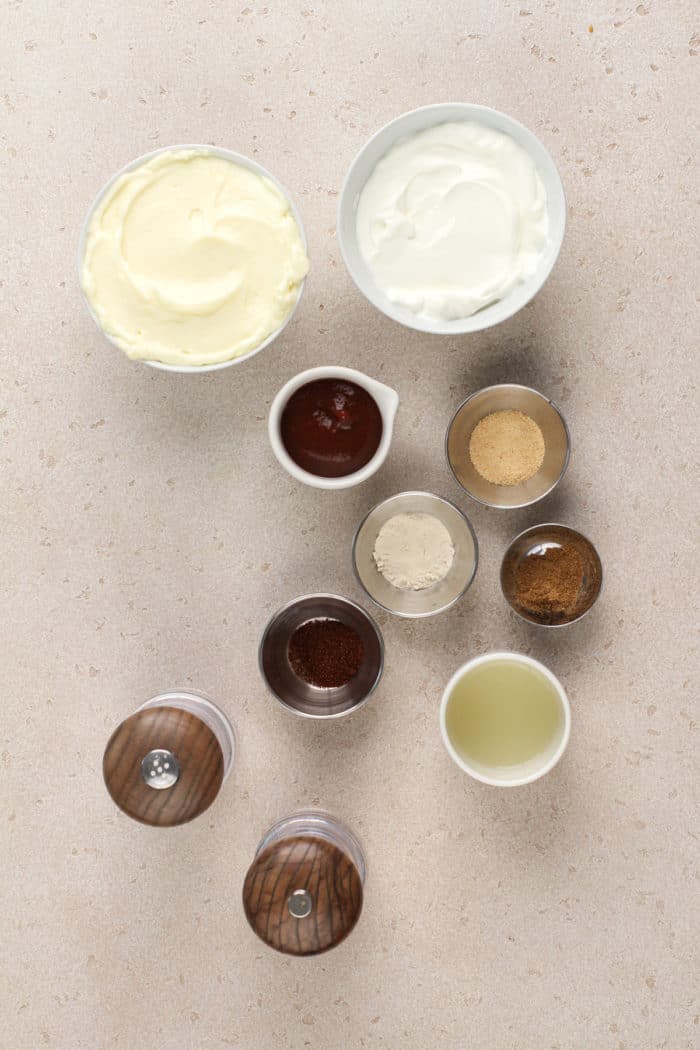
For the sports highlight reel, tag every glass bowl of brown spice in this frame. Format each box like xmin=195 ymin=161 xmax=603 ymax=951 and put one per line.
xmin=258 ymin=593 xmax=384 ymax=718
xmin=446 ymin=384 xmax=570 ymax=509
xmin=500 ymin=523 xmax=603 ymax=626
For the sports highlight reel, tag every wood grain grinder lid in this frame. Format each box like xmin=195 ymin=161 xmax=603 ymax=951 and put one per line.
xmin=103 ymin=700 xmax=227 ymax=827
xmin=243 ymin=811 xmax=365 ymax=956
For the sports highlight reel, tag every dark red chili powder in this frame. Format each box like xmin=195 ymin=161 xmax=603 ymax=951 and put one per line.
xmin=287 ymin=618 xmax=364 ymax=688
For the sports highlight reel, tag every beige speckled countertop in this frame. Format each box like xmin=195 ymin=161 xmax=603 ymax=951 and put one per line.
xmin=3 ymin=2 xmax=698 ymax=1048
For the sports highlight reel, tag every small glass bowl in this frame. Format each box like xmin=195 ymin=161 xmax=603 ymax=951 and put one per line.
xmin=258 ymin=594 xmax=384 ymax=718
xmin=352 ymin=491 xmax=478 ymax=618
xmin=446 ymin=383 xmax=570 ymax=510
xmin=500 ymin=523 xmax=603 ymax=626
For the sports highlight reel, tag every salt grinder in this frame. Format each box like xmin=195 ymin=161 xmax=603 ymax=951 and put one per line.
xmin=243 ymin=811 xmax=365 ymax=955
xmin=103 ymin=690 xmax=235 ymax=827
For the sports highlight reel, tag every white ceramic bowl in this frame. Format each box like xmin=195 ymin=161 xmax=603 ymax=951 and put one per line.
xmin=77 ymin=144 xmax=308 ymax=374
xmin=439 ymin=651 xmax=571 ymax=787
xmin=268 ymin=365 xmax=399 ymax=490
xmin=337 ymin=103 xmax=566 ymax=334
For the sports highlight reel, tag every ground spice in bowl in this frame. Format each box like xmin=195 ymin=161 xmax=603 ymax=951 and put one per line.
xmin=469 ymin=409 xmax=545 ymax=486
xmin=372 ymin=511 xmax=455 ymax=591
xmin=501 ymin=524 xmax=603 ymax=626
xmin=513 ymin=543 xmax=583 ymax=616
xmin=287 ymin=618 xmax=365 ymax=688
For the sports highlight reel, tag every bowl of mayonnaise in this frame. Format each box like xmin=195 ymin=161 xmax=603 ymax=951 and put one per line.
xmin=78 ymin=145 xmax=309 ymax=372
xmin=337 ymin=103 xmax=565 ymax=334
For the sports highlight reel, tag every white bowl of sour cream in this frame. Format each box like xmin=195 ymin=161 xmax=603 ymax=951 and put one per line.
xmin=337 ymin=104 xmax=565 ymax=334
xmin=78 ymin=145 xmax=309 ymax=372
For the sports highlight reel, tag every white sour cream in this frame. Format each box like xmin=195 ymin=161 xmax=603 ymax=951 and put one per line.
xmin=356 ymin=122 xmax=549 ymax=321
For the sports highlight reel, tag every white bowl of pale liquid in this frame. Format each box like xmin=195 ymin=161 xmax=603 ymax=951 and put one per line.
xmin=440 ymin=651 xmax=570 ymax=787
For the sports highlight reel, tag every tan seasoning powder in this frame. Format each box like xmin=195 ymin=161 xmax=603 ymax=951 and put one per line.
xmin=469 ymin=409 xmax=545 ymax=486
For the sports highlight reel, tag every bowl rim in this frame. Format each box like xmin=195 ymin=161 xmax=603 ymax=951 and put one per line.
xmin=337 ymin=102 xmax=566 ymax=335
xmin=257 ymin=591 xmax=385 ymax=719
xmin=445 ymin=382 xmax=571 ymax=510
xmin=267 ymin=365 xmax=399 ymax=490
xmin=77 ymin=142 xmax=308 ymax=374
xmin=439 ymin=650 xmax=572 ymax=787
xmin=351 ymin=490 xmax=479 ymax=619
xmin=500 ymin=521 xmax=604 ymax=627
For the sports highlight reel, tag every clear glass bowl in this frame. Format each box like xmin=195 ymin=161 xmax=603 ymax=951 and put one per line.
xmin=352 ymin=491 xmax=478 ymax=618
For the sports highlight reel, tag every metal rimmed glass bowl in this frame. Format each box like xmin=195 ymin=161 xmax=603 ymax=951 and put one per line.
xmin=500 ymin=523 xmax=603 ymax=626
xmin=446 ymin=383 xmax=570 ymax=510
xmin=352 ymin=491 xmax=478 ymax=618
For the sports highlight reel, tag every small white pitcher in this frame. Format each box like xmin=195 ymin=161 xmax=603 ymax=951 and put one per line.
xmin=268 ymin=365 xmax=399 ymax=490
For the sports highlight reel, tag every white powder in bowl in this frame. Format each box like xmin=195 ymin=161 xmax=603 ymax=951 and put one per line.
xmin=372 ymin=512 xmax=455 ymax=591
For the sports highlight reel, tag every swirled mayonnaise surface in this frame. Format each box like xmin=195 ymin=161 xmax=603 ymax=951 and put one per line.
xmin=81 ymin=149 xmax=309 ymax=366
xmin=356 ymin=122 xmax=549 ymax=321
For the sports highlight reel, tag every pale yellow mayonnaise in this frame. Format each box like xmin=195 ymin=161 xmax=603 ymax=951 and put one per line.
xmin=81 ymin=149 xmax=309 ymax=367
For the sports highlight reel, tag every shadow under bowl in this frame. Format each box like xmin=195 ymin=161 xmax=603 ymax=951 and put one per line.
xmin=258 ymin=594 xmax=384 ymax=718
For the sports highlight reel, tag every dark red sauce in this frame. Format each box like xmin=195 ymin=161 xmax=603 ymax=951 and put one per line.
xmin=280 ymin=378 xmax=383 ymax=478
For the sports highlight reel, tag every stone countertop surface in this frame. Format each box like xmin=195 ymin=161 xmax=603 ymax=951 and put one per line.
xmin=3 ymin=2 xmax=698 ymax=1048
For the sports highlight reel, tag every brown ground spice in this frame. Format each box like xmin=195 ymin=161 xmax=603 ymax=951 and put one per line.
xmin=513 ymin=544 xmax=584 ymax=616
xmin=469 ymin=409 xmax=545 ymax=486
xmin=287 ymin=618 xmax=364 ymax=688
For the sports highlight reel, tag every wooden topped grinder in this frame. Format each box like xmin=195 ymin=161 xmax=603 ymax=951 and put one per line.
xmin=103 ymin=690 xmax=235 ymax=827
xmin=243 ymin=812 xmax=365 ymax=956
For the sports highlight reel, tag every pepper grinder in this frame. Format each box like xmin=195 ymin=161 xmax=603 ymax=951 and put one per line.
xmin=103 ymin=690 xmax=235 ymax=827
xmin=243 ymin=811 xmax=365 ymax=955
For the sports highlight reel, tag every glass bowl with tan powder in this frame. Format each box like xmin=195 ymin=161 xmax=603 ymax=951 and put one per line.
xmin=352 ymin=491 xmax=478 ymax=618
xmin=446 ymin=383 xmax=570 ymax=509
